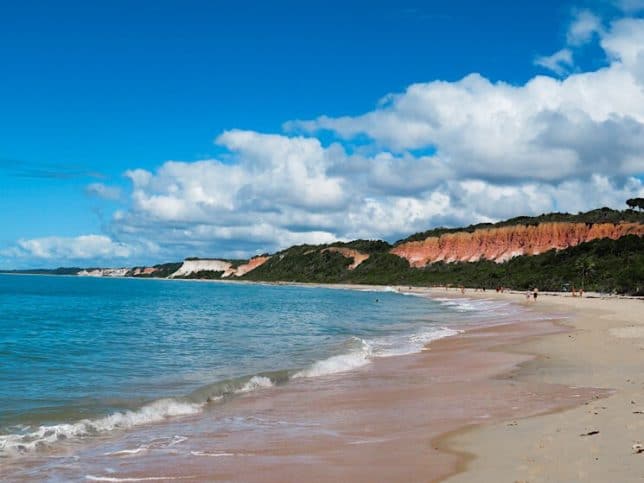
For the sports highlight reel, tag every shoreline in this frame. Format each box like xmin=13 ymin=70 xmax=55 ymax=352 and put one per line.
xmin=436 ymin=291 xmax=644 ymax=482
xmin=7 ymin=315 xmax=595 ymax=482
xmin=3 ymin=271 xmax=642 ymax=301
xmin=2 ymin=279 xmax=641 ymax=481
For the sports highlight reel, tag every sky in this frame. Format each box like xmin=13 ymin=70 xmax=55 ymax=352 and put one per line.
xmin=1 ymin=0 xmax=643 ymax=268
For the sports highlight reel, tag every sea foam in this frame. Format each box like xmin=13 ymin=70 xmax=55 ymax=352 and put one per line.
xmin=293 ymin=338 xmax=373 ymax=378
xmin=235 ymin=376 xmax=274 ymax=393
xmin=293 ymin=325 xmax=460 ymax=378
xmin=0 ymin=399 xmax=203 ymax=456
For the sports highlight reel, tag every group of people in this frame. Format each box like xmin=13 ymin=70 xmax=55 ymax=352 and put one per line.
xmin=525 ymin=287 xmax=539 ymax=301
xmin=441 ymin=283 xmax=540 ymax=301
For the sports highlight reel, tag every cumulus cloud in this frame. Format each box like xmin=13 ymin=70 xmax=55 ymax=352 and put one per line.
xmin=97 ymin=12 xmax=644 ymax=260
xmin=291 ymin=19 xmax=644 ymax=180
xmin=5 ymin=8 xmax=644 ymax=266
xmin=2 ymin=235 xmax=152 ymax=262
xmin=534 ymin=9 xmax=604 ymax=75
xmin=567 ymin=10 xmax=603 ymax=45
xmin=86 ymin=182 xmax=122 ymax=201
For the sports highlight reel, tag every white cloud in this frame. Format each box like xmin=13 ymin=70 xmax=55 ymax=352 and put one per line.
xmin=100 ymin=13 xmax=644 ymax=260
xmin=3 ymin=235 xmax=152 ymax=262
xmin=567 ymin=10 xmax=603 ymax=45
xmin=5 ymin=8 xmax=644 ymax=266
xmin=601 ymin=17 xmax=644 ymax=67
xmin=535 ymin=48 xmax=574 ymax=75
xmin=534 ymin=9 xmax=604 ymax=75
xmin=291 ymin=18 xmax=644 ymax=182
xmin=86 ymin=182 xmax=122 ymax=201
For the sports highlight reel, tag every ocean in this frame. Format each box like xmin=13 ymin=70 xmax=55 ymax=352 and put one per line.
xmin=0 ymin=274 xmax=519 ymax=478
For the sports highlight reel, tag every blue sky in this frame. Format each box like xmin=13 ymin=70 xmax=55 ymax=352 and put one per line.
xmin=1 ymin=0 xmax=643 ymax=268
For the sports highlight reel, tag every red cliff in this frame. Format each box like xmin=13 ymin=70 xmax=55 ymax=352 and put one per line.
xmin=228 ymin=256 xmax=271 ymax=277
xmin=390 ymin=222 xmax=644 ymax=267
xmin=322 ymin=247 xmax=369 ymax=269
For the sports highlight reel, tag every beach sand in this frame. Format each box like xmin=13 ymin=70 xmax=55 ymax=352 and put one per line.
xmin=437 ymin=291 xmax=644 ymax=482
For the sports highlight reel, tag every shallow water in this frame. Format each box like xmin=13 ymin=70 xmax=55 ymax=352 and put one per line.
xmin=0 ymin=274 xmax=522 ymax=468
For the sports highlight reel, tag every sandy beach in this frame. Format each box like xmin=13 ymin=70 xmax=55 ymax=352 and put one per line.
xmin=435 ymin=290 xmax=644 ymax=482
xmin=2 ymin=282 xmax=642 ymax=482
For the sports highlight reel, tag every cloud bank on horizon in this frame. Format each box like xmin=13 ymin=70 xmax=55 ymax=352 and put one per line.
xmin=4 ymin=4 xmax=644 ymax=267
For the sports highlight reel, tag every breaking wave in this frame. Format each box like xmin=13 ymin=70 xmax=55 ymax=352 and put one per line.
xmin=293 ymin=338 xmax=373 ymax=378
xmin=293 ymin=325 xmax=459 ymax=378
xmin=0 ymin=399 xmax=203 ymax=457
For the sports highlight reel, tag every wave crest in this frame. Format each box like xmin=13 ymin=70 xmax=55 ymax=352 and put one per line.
xmin=0 ymin=399 xmax=203 ymax=456
xmin=293 ymin=338 xmax=372 ymax=378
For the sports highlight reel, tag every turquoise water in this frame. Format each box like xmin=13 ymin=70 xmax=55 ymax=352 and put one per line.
xmin=0 ymin=274 xmax=515 ymax=457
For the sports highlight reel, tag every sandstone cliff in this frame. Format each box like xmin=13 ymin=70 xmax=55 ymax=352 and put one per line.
xmin=390 ymin=222 xmax=644 ymax=267
xmin=322 ymin=247 xmax=369 ymax=269
xmin=223 ymin=256 xmax=270 ymax=277
xmin=169 ymin=256 xmax=270 ymax=278
xmin=77 ymin=268 xmax=130 ymax=277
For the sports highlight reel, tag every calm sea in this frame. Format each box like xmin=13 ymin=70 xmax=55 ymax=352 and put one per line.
xmin=0 ymin=274 xmax=515 ymax=459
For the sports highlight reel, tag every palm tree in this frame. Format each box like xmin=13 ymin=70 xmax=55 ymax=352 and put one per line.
xmin=575 ymin=256 xmax=596 ymax=290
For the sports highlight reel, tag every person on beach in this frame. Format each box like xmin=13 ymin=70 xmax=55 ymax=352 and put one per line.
xmin=533 ymin=287 xmax=539 ymax=301
xmin=525 ymin=291 xmax=531 ymax=301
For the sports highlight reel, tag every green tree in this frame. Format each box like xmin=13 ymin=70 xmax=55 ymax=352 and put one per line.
xmin=575 ymin=256 xmax=596 ymax=290
xmin=626 ymin=197 xmax=644 ymax=210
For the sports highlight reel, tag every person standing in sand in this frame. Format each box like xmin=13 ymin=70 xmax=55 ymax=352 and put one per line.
xmin=533 ymin=287 xmax=539 ymax=301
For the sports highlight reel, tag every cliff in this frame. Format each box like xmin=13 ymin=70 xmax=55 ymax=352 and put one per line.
xmin=390 ymin=222 xmax=644 ymax=267
xmin=30 ymin=207 xmax=641 ymax=294
xmin=169 ymin=256 xmax=270 ymax=278
xmin=322 ymin=247 xmax=369 ymax=269
xmin=169 ymin=259 xmax=232 ymax=278
xmin=224 ymin=256 xmax=270 ymax=277
xmin=77 ymin=268 xmax=130 ymax=277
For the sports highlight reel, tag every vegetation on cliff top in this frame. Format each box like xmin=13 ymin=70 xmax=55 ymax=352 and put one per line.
xmin=395 ymin=207 xmax=644 ymax=245
xmin=128 ymin=262 xmax=182 ymax=278
xmin=242 ymin=235 xmax=644 ymax=296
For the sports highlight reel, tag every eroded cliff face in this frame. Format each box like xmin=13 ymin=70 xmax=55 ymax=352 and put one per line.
xmin=391 ymin=222 xmax=644 ymax=267
xmin=223 ymin=256 xmax=270 ymax=277
xmin=131 ymin=267 xmax=158 ymax=276
xmin=169 ymin=256 xmax=271 ymax=278
xmin=322 ymin=247 xmax=369 ymax=269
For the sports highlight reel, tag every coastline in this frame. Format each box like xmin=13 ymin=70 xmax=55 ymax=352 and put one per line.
xmin=436 ymin=291 xmax=644 ymax=482
xmin=6 ymin=310 xmax=595 ymax=482
xmin=2 ymin=278 xmax=641 ymax=481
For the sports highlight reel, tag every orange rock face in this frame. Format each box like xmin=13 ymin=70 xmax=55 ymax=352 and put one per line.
xmin=390 ymin=222 xmax=644 ymax=267
xmin=132 ymin=267 xmax=158 ymax=276
xmin=323 ymin=247 xmax=369 ymax=269
xmin=229 ymin=256 xmax=271 ymax=276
